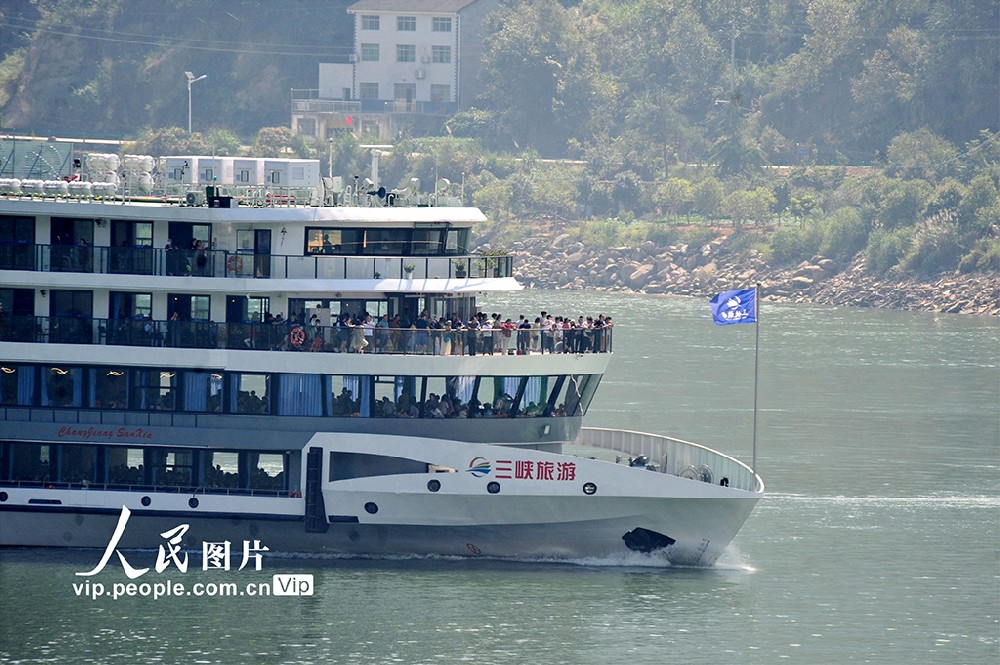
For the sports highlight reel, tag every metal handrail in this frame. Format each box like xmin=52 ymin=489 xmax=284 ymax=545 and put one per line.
xmin=0 ymin=241 xmax=514 ymax=280
xmin=0 ymin=314 xmax=613 ymax=356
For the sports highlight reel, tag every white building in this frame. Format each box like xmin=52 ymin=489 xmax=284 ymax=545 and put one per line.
xmin=292 ymin=0 xmax=498 ymax=141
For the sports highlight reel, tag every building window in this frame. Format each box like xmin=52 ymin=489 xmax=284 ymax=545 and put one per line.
xmin=298 ymin=118 xmax=316 ymax=136
xmin=432 ymin=45 xmax=451 ymax=64
xmin=432 ymin=17 xmax=452 ymax=32
xmin=360 ymin=43 xmax=379 ymax=62
xmin=359 ymin=82 xmax=379 ymax=100
xmin=396 ymin=44 xmax=416 ymax=63
xmin=361 ymin=15 xmax=379 ymax=30
xmin=397 ymin=16 xmax=416 ymax=31
xmin=394 ymin=83 xmax=416 ymax=103
xmin=430 ymin=84 xmax=451 ymax=103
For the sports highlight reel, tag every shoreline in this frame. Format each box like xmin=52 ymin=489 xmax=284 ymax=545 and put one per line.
xmin=492 ymin=231 xmax=1000 ymax=317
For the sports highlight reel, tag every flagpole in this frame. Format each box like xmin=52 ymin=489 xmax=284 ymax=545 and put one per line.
xmin=752 ymin=282 xmax=761 ymax=479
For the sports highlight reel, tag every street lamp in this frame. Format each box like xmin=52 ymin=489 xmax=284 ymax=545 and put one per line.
xmin=185 ymin=71 xmax=207 ymax=134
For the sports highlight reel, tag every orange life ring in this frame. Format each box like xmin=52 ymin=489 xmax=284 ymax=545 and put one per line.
xmin=226 ymin=255 xmax=243 ymax=273
xmin=290 ymin=326 xmax=306 ymax=347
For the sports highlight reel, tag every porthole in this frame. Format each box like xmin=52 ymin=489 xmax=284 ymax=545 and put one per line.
xmin=141 ymin=496 xmax=151 ymax=506
xmin=427 ymin=479 xmax=441 ymax=492
xmin=0 ymin=491 xmax=7 ymax=502
xmin=188 ymin=497 xmax=199 ymax=509
xmin=487 ymin=482 xmax=500 ymax=494
xmin=583 ymin=482 xmax=597 ymax=495
xmin=364 ymin=502 xmax=379 ymax=514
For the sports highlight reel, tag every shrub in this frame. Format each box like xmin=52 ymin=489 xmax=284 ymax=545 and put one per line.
xmin=865 ymin=227 xmax=914 ymax=274
xmin=958 ymin=239 xmax=1000 ymax=273
xmin=900 ymin=214 xmax=963 ymax=275
xmin=769 ymin=222 xmax=823 ymax=266
xmin=819 ymin=207 xmax=869 ymax=259
xmin=680 ymin=226 xmax=716 ymax=249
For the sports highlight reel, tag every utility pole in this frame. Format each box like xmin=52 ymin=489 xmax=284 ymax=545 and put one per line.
xmin=728 ymin=18 xmax=740 ymax=132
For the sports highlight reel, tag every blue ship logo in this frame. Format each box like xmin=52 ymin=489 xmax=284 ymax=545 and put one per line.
xmin=466 ymin=457 xmax=491 ymax=477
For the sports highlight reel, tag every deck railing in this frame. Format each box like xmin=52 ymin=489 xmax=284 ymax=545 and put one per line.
xmin=0 ymin=478 xmax=291 ymax=498
xmin=571 ymin=427 xmax=761 ymax=492
xmin=0 ymin=314 xmax=613 ymax=356
xmin=0 ymin=241 xmax=513 ymax=280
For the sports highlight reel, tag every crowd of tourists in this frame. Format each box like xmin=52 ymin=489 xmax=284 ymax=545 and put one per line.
xmin=289 ymin=310 xmax=614 ymax=355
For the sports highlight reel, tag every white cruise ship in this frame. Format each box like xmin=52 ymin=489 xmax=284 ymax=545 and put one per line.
xmin=0 ymin=147 xmax=762 ymax=566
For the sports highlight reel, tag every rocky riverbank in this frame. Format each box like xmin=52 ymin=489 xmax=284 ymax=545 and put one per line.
xmin=486 ymin=230 xmax=1000 ymax=316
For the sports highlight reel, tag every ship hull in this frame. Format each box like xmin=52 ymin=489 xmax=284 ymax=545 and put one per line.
xmin=0 ymin=433 xmax=761 ymax=566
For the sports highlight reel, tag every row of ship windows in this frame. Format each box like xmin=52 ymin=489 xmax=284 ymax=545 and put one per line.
xmin=0 ymin=364 xmax=601 ymax=418
xmin=360 ymin=15 xmax=452 ymax=32
xmin=0 ymin=441 xmax=293 ymax=494
xmin=0 ymin=216 xmax=472 ymax=258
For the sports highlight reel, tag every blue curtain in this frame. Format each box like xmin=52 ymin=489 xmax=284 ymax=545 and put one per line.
xmin=455 ymin=376 xmax=476 ymax=403
xmin=136 ymin=370 xmax=150 ymax=410
xmin=73 ymin=369 xmax=83 ymax=406
xmin=87 ymin=369 xmax=97 ymax=407
xmin=17 ymin=366 xmax=35 ymax=405
xmin=323 ymin=376 xmax=333 ymax=416
xmin=278 ymin=374 xmax=323 ymax=416
xmin=502 ymin=377 xmax=519 ymax=401
xmin=345 ymin=375 xmax=371 ymax=417
xmin=184 ymin=372 xmax=208 ymax=412
xmin=522 ymin=376 xmax=541 ymax=407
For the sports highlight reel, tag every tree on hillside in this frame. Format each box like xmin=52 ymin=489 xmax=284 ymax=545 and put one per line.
xmin=479 ymin=0 xmax=575 ymax=154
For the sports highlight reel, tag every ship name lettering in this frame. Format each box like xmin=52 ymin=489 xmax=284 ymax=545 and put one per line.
xmin=57 ymin=425 xmax=114 ymax=440
xmin=116 ymin=427 xmax=154 ymax=441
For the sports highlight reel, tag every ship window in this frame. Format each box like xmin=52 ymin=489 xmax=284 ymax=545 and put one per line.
xmin=0 ymin=215 xmax=36 ymax=270
xmin=362 ymin=228 xmax=408 ymax=255
xmin=0 ymin=364 xmax=34 ymax=406
xmin=249 ymin=452 xmax=287 ymax=490
xmin=6 ymin=443 xmax=54 ymax=482
xmin=181 ymin=369 xmax=222 ymax=412
xmin=205 ymin=451 xmax=239 ymax=488
xmin=91 ymin=368 xmax=128 ymax=409
xmin=410 ymin=228 xmax=441 ymax=255
xmin=563 ymin=374 xmax=601 ymax=416
xmin=148 ymin=449 xmax=194 ymax=488
xmin=331 ymin=375 xmax=371 ymax=417
xmin=43 ymin=366 xmax=82 ymax=407
xmin=276 ymin=374 xmax=324 ymax=416
xmin=305 ymin=227 xmax=366 ymax=255
xmin=59 ymin=444 xmax=97 ymax=483
xmin=231 ymin=373 xmax=270 ymax=414
xmin=329 ymin=452 xmax=426 ymax=482
xmin=107 ymin=447 xmax=145 ymax=486
xmin=445 ymin=228 xmax=468 ymax=254
xmin=132 ymin=369 xmax=176 ymax=411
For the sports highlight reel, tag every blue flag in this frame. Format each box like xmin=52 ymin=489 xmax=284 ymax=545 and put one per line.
xmin=709 ymin=288 xmax=757 ymax=325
